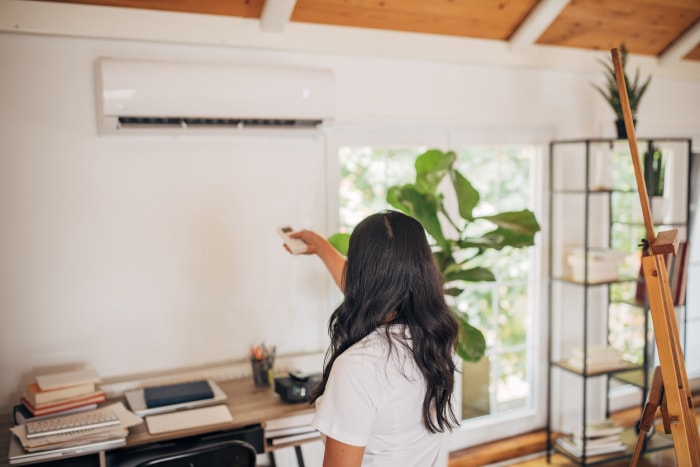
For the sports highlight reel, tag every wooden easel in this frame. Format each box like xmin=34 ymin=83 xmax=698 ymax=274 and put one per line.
xmin=609 ymin=47 xmax=700 ymax=466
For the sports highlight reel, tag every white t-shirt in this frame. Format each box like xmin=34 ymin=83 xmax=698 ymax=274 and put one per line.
xmin=311 ymin=325 xmax=449 ymax=466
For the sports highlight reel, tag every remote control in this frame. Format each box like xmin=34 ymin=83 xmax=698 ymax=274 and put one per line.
xmin=277 ymin=225 xmax=308 ymax=254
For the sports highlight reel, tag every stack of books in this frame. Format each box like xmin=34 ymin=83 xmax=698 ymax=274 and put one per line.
xmin=14 ymin=368 xmax=105 ymax=423
xmin=567 ymin=346 xmax=628 ymax=373
xmin=557 ymin=419 xmax=626 ymax=457
xmin=8 ymin=401 xmax=144 ymax=464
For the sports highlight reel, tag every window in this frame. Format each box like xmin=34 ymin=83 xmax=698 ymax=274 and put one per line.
xmin=333 ymin=137 xmax=545 ymax=449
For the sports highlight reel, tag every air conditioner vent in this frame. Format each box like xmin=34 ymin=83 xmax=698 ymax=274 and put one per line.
xmin=116 ymin=117 xmax=323 ymax=129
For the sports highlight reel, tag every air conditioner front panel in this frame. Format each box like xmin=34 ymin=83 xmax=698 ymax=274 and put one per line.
xmin=97 ymin=59 xmax=335 ymax=132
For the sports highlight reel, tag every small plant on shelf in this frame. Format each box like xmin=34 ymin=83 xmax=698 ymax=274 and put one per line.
xmin=592 ymin=43 xmax=652 ymax=138
xmin=647 ymin=146 xmax=665 ymax=197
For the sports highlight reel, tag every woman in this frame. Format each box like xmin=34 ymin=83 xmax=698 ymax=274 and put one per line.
xmin=288 ymin=211 xmax=459 ymax=467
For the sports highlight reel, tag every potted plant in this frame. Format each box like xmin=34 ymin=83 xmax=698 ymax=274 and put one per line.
xmin=592 ymin=43 xmax=652 ymax=139
xmin=646 ymin=145 xmax=668 ymax=223
xmin=329 ymin=149 xmax=541 ymax=362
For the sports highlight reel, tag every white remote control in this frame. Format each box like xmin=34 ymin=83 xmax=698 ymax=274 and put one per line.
xmin=277 ymin=225 xmax=308 ymax=254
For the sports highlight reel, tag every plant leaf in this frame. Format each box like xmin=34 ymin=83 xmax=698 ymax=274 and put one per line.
xmin=328 ymin=233 xmax=350 ymax=256
xmin=459 ymin=235 xmax=503 ymax=250
xmin=444 ymin=287 xmax=464 ymax=297
xmin=455 ymin=313 xmax=486 ymax=362
xmin=386 ymin=184 xmax=447 ymax=247
xmin=451 ymin=168 xmax=479 ymax=221
xmin=482 ymin=227 xmax=537 ymax=249
xmin=414 ymin=149 xmax=455 ymax=194
xmin=445 ymin=267 xmax=496 ymax=282
xmin=479 ymin=209 xmax=541 ymax=234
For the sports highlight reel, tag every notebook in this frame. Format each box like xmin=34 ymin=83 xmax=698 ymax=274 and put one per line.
xmin=124 ymin=379 xmax=227 ymax=417
xmin=8 ymin=434 xmax=125 ymax=465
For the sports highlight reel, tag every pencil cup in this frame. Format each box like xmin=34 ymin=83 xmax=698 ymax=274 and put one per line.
xmin=251 ymin=359 xmax=272 ymax=387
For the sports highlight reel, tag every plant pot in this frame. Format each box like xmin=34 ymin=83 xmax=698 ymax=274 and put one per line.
xmin=651 ymin=196 xmax=669 ymax=224
xmin=615 ymin=118 xmax=637 ymax=139
xmin=461 ymin=357 xmax=491 ymax=419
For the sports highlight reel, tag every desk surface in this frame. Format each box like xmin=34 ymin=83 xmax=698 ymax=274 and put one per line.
xmin=1 ymin=377 xmax=316 ymax=466
xmin=126 ymin=378 xmax=315 ymax=447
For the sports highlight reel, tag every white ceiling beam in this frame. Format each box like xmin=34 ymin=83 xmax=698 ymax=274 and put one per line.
xmin=658 ymin=19 xmax=700 ymax=66
xmin=260 ymin=0 xmax=297 ymax=32
xmin=509 ymin=0 xmax=569 ymax=52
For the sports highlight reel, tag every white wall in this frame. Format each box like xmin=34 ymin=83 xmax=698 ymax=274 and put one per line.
xmin=1 ymin=3 xmax=700 ymax=425
xmin=0 ymin=33 xmax=340 ymax=410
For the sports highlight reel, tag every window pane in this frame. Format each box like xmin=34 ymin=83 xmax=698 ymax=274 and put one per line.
xmin=337 ymin=144 xmax=538 ymax=424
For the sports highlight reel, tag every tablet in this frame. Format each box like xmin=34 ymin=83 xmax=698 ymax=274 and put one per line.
xmin=124 ymin=379 xmax=227 ymax=416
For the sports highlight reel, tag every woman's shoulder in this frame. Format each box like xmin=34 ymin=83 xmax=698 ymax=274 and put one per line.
xmin=337 ymin=325 xmax=414 ymax=369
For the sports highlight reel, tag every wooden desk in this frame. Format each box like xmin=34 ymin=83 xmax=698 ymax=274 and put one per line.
xmin=1 ymin=378 xmax=317 ymax=466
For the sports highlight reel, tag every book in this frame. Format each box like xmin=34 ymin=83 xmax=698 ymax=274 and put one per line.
xmin=144 ymin=380 xmax=214 ymax=409
xmin=572 ymin=419 xmax=624 ymax=439
xmin=672 ymin=241 xmax=689 ymax=306
xmin=23 ymin=381 xmax=96 ymax=406
xmin=571 ymin=433 xmax=623 ymax=449
xmin=21 ymin=391 xmax=106 ymax=416
xmin=36 ymin=368 xmax=100 ymax=391
xmin=556 ymin=436 xmax=625 ymax=457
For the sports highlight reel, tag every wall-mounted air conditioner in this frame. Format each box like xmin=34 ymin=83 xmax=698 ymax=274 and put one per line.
xmin=96 ymin=58 xmax=335 ymax=133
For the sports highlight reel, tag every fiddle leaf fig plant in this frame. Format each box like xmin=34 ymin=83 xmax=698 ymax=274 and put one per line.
xmin=329 ymin=149 xmax=541 ymax=362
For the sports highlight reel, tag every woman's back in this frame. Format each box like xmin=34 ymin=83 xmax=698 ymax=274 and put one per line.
xmin=312 ymin=325 xmax=448 ymax=466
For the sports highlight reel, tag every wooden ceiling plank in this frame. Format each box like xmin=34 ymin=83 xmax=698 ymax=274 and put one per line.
xmin=659 ymin=19 xmax=700 ymax=65
xmin=510 ymin=0 xmax=569 ymax=52
xmin=291 ymin=0 xmax=535 ymax=41
xmin=261 ymin=0 xmax=297 ymax=32
xmin=537 ymin=0 xmax=700 ymax=56
xmin=38 ymin=0 xmax=264 ymax=17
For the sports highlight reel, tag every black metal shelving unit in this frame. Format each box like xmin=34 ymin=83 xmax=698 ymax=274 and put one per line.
xmin=546 ymin=137 xmax=692 ymax=465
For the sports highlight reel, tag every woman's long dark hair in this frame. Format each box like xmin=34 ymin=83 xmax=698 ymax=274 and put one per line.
xmin=311 ymin=210 xmax=459 ymax=433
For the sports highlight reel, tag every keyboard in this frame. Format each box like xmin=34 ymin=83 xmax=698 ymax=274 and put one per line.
xmin=145 ymin=405 xmax=233 ymax=435
xmin=25 ymin=409 xmax=120 ymax=439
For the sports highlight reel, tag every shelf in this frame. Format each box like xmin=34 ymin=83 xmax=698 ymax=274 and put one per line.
xmin=554 ymin=360 xmax=644 ymax=377
xmin=610 ymin=368 xmax=653 ymax=388
xmin=553 ymin=427 xmax=674 ymax=465
xmin=551 ymin=189 xmax=614 ymax=195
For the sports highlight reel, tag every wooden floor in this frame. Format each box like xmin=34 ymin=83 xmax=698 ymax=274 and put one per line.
xmin=448 ymin=403 xmax=699 ymax=467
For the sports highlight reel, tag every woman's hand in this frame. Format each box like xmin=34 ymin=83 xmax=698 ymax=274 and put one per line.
xmin=287 ymin=230 xmax=327 ymax=256
xmin=287 ymin=229 xmax=346 ymax=290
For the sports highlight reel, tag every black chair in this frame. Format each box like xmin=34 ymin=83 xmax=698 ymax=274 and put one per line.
xmin=134 ymin=440 xmax=256 ymax=467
